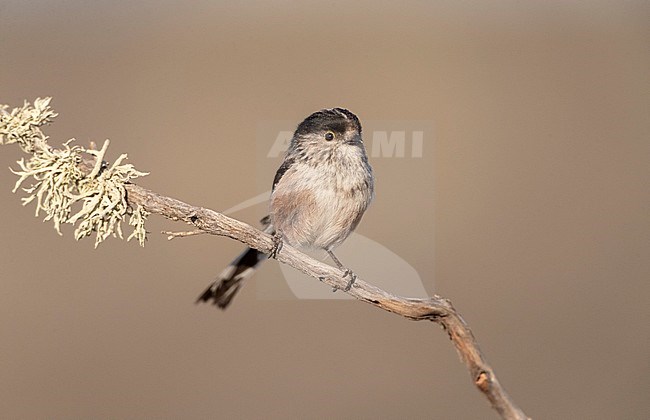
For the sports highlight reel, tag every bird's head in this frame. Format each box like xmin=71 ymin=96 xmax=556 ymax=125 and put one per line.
xmin=290 ymin=108 xmax=365 ymax=160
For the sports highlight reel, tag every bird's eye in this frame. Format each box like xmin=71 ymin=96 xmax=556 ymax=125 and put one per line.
xmin=325 ymin=131 xmax=335 ymax=141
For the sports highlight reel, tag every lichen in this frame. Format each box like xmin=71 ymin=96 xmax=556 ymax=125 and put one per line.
xmin=0 ymin=97 xmax=57 ymax=153
xmin=1 ymin=98 xmax=149 ymax=247
xmin=127 ymin=204 xmax=149 ymax=247
xmin=68 ymin=145 xmax=149 ymax=247
xmin=10 ymin=140 xmax=85 ymax=234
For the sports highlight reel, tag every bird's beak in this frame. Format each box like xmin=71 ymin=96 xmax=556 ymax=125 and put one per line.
xmin=346 ymin=134 xmax=362 ymax=145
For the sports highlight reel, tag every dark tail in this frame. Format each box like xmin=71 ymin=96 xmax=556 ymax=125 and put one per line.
xmin=196 ymin=219 xmax=273 ymax=309
xmin=196 ymin=247 xmax=268 ymax=309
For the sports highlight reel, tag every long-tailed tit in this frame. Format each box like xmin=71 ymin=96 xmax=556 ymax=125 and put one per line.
xmin=197 ymin=108 xmax=374 ymax=309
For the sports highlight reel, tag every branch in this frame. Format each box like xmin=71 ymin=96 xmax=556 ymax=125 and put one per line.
xmin=2 ymin=98 xmax=528 ymax=419
xmin=123 ymin=183 xmax=529 ymax=420
xmin=161 ymin=229 xmax=205 ymax=240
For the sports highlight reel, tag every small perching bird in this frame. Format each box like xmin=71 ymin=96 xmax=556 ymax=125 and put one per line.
xmin=197 ymin=108 xmax=374 ymax=309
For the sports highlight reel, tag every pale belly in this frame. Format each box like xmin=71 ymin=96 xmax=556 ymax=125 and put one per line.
xmin=270 ymin=164 xmax=372 ymax=251
xmin=282 ymin=188 xmax=357 ymax=249
xmin=269 ymin=153 xmax=373 ymax=250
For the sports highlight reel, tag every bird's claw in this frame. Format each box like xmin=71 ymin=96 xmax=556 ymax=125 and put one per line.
xmin=331 ymin=269 xmax=357 ymax=292
xmin=342 ymin=269 xmax=357 ymax=291
xmin=269 ymin=233 xmax=283 ymax=259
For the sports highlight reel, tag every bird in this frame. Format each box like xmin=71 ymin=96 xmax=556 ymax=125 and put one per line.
xmin=196 ymin=108 xmax=374 ymax=309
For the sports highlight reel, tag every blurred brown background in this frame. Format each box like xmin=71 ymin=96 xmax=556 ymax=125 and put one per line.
xmin=1 ymin=1 xmax=648 ymax=419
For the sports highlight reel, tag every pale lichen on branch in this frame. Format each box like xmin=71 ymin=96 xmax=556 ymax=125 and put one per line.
xmin=1 ymin=98 xmax=149 ymax=247
xmin=0 ymin=97 xmax=58 ymax=153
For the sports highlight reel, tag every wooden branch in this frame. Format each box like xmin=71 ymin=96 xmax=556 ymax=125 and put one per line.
xmin=123 ymin=183 xmax=529 ymax=420
xmin=161 ymin=229 xmax=206 ymax=240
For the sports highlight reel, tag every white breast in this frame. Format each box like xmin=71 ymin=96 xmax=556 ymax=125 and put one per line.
xmin=270 ymin=148 xmax=373 ymax=251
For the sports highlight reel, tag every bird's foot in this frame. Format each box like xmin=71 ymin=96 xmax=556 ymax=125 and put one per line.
xmin=342 ymin=269 xmax=357 ymax=291
xmin=269 ymin=232 xmax=283 ymax=259
xmin=331 ymin=269 xmax=357 ymax=292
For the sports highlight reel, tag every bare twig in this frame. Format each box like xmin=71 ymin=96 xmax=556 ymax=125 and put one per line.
xmin=122 ymin=183 xmax=529 ymax=420
xmin=161 ymin=229 xmax=205 ymax=240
